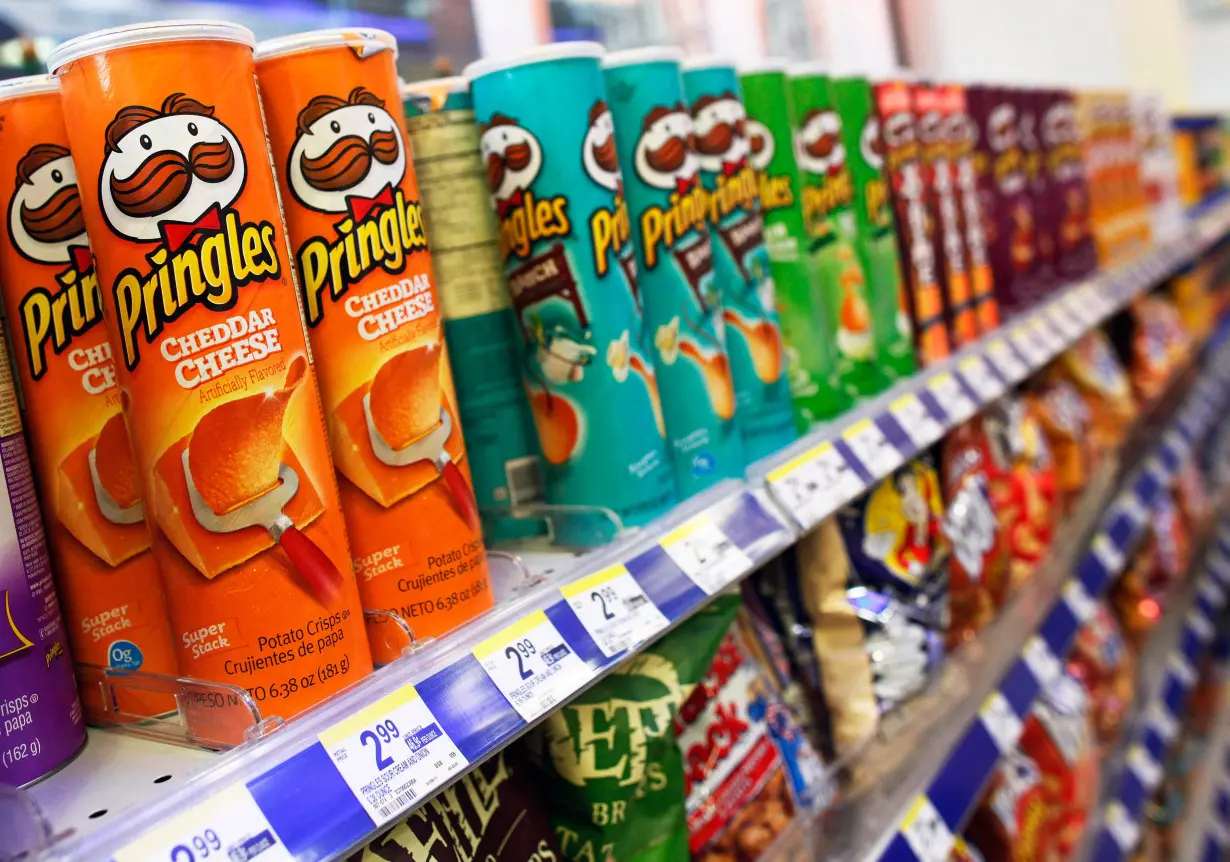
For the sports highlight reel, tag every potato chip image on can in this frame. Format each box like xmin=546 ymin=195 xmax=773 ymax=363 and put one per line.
xmin=255 ymin=30 xmax=493 ymax=657
xmin=0 ymin=74 xmax=178 ymax=721
xmin=49 ymin=20 xmax=373 ymax=728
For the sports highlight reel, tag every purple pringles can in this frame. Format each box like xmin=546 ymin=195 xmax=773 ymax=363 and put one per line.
xmin=0 ymin=321 xmax=85 ymax=787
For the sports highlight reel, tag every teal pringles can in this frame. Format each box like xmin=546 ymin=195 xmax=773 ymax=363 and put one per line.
xmin=681 ymin=57 xmax=797 ymax=463
xmin=465 ymin=43 xmax=676 ymax=534
xmin=400 ymin=76 xmax=544 ymax=541
xmin=602 ymin=47 xmax=746 ymax=499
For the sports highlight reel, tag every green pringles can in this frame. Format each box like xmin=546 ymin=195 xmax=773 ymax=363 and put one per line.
xmin=681 ymin=57 xmax=797 ymax=462
xmin=401 ymin=76 xmax=543 ymax=541
xmin=603 ymin=47 xmax=746 ymax=498
xmin=788 ymin=62 xmax=885 ymax=400
xmin=465 ymin=43 xmax=676 ymax=535
xmin=739 ymin=59 xmax=851 ymax=428
xmin=831 ymin=72 xmax=917 ymax=383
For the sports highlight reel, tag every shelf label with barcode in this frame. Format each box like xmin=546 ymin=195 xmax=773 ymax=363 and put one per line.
xmin=1063 ymin=290 xmax=1100 ymax=327
xmin=890 ymin=395 xmax=945 ymax=449
xmin=473 ymin=611 xmax=595 ymax=722
xmin=1010 ymin=325 xmax=1049 ymax=366
xmin=929 ymin=372 xmax=976 ymax=422
xmin=1029 ymin=316 xmax=1066 ymax=355
xmin=1023 ymin=635 xmax=1062 ymax=686
xmin=1106 ymin=801 xmax=1141 ymax=852
xmin=986 ymin=339 xmax=1028 ymax=382
xmin=1044 ymin=303 xmax=1084 ymax=341
xmin=900 ymin=795 xmax=954 ymax=862
xmin=843 ymin=418 xmax=904 ymax=477
xmin=1168 ymin=652 xmax=1197 ymax=687
xmin=1146 ymin=701 xmax=1179 ymax=743
xmin=980 ymin=692 xmax=1024 ymax=753
xmin=1127 ymin=744 xmax=1163 ymax=791
xmin=1091 ymin=534 xmax=1127 ymax=574
xmin=318 ymin=685 xmax=467 ymax=823
xmin=112 ymin=784 xmax=291 ymax=862
xmin=561 ymin=565 xmax=669 ymax=656
xmin=662 ymin=516 xmax=752 ymax=594
xmin=768 ymin=442 xmax=864 ymax=528
xmin=1210 ymin=552 xmax=1230 ymax=586
xmin=1118 ymin=492 xmax=1149 ymax=526
xmin=959 ymin=356 xmax=1004 ymax=401
xmin=1187 ymin=608 xmax=1215 ymax=642
xmin=1063 ymin=580 xmax=1096 ymax=622
xmin=1198 ymin=577 xmax=1225 ymax=607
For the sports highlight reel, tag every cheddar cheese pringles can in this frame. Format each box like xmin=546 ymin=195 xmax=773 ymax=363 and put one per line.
xmin=49 ymin=21 xmax=373 ymax=731
xmin=255 ymin=31 xmax=493 ymax=657
xmin=0 ymin=75 xmax=177 ymax=721
xmin=681 ymin=57 xmax=797 ymax=461
xmin=602 ymin=47 xmax=745 ymax=498
xmin=466 ymin=43 xmax=676 ymax=536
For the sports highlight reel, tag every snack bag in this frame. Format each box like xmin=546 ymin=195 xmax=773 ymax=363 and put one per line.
xmin=1109 ymin=526 xmax=1160 ymax=650
xmin=1126 ymin=294 xmax=1192 ymax=405
xmin=1067 ymin=601 xmax=1133 ymax=752
xmin=1055 ymin=331 xmax=1138 ymax=458
xmin=1025 ymin=377 xmax=1091 ymax=512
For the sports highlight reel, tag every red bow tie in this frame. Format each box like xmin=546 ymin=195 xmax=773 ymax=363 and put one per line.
xmin=675 ymin=174 xmax=698 ymax=195
xmin=160 ymin=204 xmax=223 ymax=252
xmin=68 ymin=244 xmax=94 ymax=274
xmin=497 ymin=188 xmax=525 ymax=219
xmin=346 ymin=184 xmax=395 ymax=223
xmin=722 ymin=157 xmax=747 ymax=177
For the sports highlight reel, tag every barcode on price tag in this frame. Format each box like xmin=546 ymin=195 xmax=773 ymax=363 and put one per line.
xmin=319 ymin=685 xmax=467 ymax=822
xmin=842 ymin=418 xmax=904 ymax=478
xmin=980 ymin=692 xmax=1023 ymax=753
xmin=1063 ymin=580 xmax=1096 ymax=623
xmin=1168 ymin=652 xmax=1197 ymax=687
xmin=561 ymin=565 xmax=669 ymax=657
xmin=473 ymin=611 xmax=595 ymax=722
xmin=662 ymin=516 xmax=752 ymax=594
xmin=1010 ymin=325 xmax=1049 ymax=366
xmin=1146 ymin=701 xmax=1179 ymax=743
xmin=1127 ymin=744 xmax=1163 ymax=790
xmin=900 ymin=795 xmax=953 ymax=862
xmin=959 ymin=356 xmax=1005 ymax=401
xmin=1187 ymin=608 xmax=1215 ymax=642
xmin=986 ymin=339 xmax=1028 ymax=382
xmin=113 ymin=785 xmax=290 ymax=862
xmin=1106 ymin=801 xmax=1141 ymax=852
xmin=890 ymin=395 xmax=945 ymax=449
xmin=1022 ymin=635 xmax=1062 ymax=687
xmin=768 ymin=442 xmax=864 ymax=528
xmin=929 ymin=372 xmax=976 ymax=422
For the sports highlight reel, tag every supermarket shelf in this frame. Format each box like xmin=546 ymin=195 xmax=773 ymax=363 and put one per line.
xmin=1186 ymin=675 xmax=1230 ymax=862
xmin=6 ymin=203 xmax=1230 ymax=862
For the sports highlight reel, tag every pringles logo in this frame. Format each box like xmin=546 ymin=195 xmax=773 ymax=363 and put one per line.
xmin=859 ymin=117 xmax=891 ymax=229
xmin=480 ymin=114 xmax=570 ymax=261
xmin=690 ymin=92 xmax=759 ymax=221
xmin=581 ymin=100 xmax=633 ymax=280
xmin=286 ymin=86 xmax=428 ymax=328
xmin=794 ymin=108 xmax=854 ymax=231
xmin=97 ymin=93 xmax=281 ymax=373
xmin=8 ymin=143 xmax=103 ymax=382
xmin=744 ymin=118 xmax=792 ymax=213
xmin=632 ymin=103 xmax=708 ymax=268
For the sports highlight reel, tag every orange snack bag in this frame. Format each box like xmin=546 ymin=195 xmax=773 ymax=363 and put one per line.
xmin=50 ymin=21 xmax=372 ymax=730
xmin=254 ymin=29 xmax=492 ymax=659
xmin=0 ymin=74 xmax=179 ymax=720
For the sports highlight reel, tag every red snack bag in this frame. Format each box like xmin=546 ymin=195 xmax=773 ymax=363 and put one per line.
xmin=1068 ymin=602 xmax=1134 ymax=753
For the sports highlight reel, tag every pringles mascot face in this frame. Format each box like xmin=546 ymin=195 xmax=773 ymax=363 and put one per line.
xmin=479 ymin=114 xmax=544 ymax=219
xmin=9 ymin=144 xmax=91 ymax=269
xmin=99 ymin=93 xmax=246 ymax=246
xmin=634 ymin=103 xmax=700 ymax=193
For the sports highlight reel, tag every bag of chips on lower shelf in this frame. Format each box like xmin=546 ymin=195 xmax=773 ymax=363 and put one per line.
xmin=1055 ymin=331 xmax=1139 ymax=459
xmin=1026 ymin=376 xmax=1093 ymax=512
xmin=1067 ymin=601 xmax=1134 ymax=753
xmin=1124 ymin=294 xmax=1193 ymax=406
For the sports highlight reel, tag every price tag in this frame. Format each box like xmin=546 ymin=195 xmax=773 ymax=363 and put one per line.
xmin=1168 ymin=652 xmax=1197 ymax=687
xmin=980 ymin=692 xmax=1024 ymax=753
xmin=1044 ymin=303 xmax=1084 ymax=342
xmin=1127 ymin=744 xmax=1163 ymax=791
xmin=1210 ymin=817 xmax=1230 ymax=849
xmin=900 ymin=795 xmax=953 ymax=862
xmin=768 ymin=442 xmax=864 ymax=529
xmin=1198 ymin=577 xmax=1225 ymax=608
xmin=1117 ymin=492 xmax=1149 ymax=526
xmin=1210 ymin=552 xmax=1230 ymax=587
xmin=1030 ymin=316 xmax=1066 ymax=355
xmin=1091 ymin=534 xmax=1126 ymax=574
xmin=1188 ymin=608 xmax=1215 ymax=642
xmin=1063 ymin=580 xmax=1096 ymax=623
xmin=561 ymin=565 xmax=669 ymax=657
xmin=473 ymin=611 xmax=595 ymax=721
xmin=661 ymin=516 xmax=752 ymax=595
xmin=842 ymin=418 xmax=905 ymax=478
xmin=113 ymin=785 xmax=291 ymax=862
xmin=1105 ymin=801 xmax=1141 ymax=853
xmin=986 ymin=339 xmax=1028 ymax=382
xmin=1145 ymin=701 xmax=1179 ymax=743
xmin=1063 ymin=290 xmax=1098 ymax=328
xmin=319 ymin=686 xmax=467 ymax=823
xmin=928 ymin=372 xmax=976 ymax=423
xmin=1010 ymin=324 xmax=1049 ymax=366
xmin=1022 ymin=635 xmax=1062 ymax=687
xmin=959 ymin=356 xmax=1005 ymax=401
xmin=890 ymin=395 xmax=945 ymax=449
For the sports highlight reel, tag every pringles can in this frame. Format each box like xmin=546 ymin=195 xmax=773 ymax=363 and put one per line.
xmin=1039 ymin=89 xmax=1096 ymax=280
xmin=681 ymin=57 xmax=797 ymax=461
xmin=1018 ymin=87 xmax=1057 ymax=290
xmin=254 ymin=31 xmax=493 ymax=656
xmin=0 ymin=75 xmax=177 ymax=720
xmin=400 ymin=76 xmax=544 ymax=542
xmin=49 ymin=21 xmax=373 ymax=728
xmin=0 ymin=327 xmax=86 ymax=785
xmin=831 ymin=72 xmax=916 ymax=382
xmin=788 ymin=63 xmax=881 ymax=400
xmin=603 ymin=47 xmax=745 ymax=498
xmin=466 ymin=43 xmax=675 ymax=535
xmin=739 ymin=59 xmax=850 ymax=428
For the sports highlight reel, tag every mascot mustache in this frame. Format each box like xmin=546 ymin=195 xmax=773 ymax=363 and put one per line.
xmin=21 ymin=186 xmax=85 ymax=243
xmin=109 ymin=139 xmax=236 ymax=218
xmin=301 ymin=129 xmax=399 ymax=193
xmin=486 ymin=141 xmax=532 ymax=193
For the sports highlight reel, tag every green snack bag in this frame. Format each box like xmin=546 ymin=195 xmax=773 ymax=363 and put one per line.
xmin=831 ymin=73 xmax=917 ymax=383
xmin=533 ymin=595 xmax=741 ymax=862
xmin=740 ymin=61 xmax=851 ymax=429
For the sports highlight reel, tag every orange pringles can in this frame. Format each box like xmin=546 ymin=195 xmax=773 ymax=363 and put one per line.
xmin=254 ymin=29 xmax=492 ymax=659
xmin=0 ymin=74 xmax=178 ymax=721
xmin=48 ymin=21 xmax=372 ymax=729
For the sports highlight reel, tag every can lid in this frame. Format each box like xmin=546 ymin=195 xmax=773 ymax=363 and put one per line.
xmin=401 ymin=75 xmax=468 ymax=97
xmin=254 ymin=28 xmax=398 ymax=62
xmin=603 ymin=46 xmax=684 ymax=69
xmin=0 ymin=74 xmax=60 ymax=100
xmin=47 ymin=20 xmax=255 ymax=72
xmin=789 ymin=60 xmax=828 ymax=79
xmin=464 ymin=41 xmax=605 ymax=82
xmin=680 ymin=54 xmax=737 ymax=72
xmin=739 ymin=57 xmax=790 ymax=75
